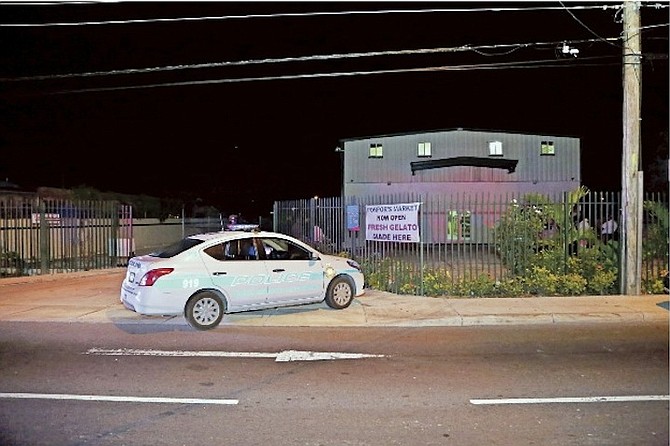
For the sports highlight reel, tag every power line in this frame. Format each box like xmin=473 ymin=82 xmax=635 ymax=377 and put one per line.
xmin=48 ymin=55 xmax=621 ymax=96
xmin=1 ymin=3 xmax=664 ymax=96
xmin=0 ymin=4 xmax=636 ymax=27
xmin=558 ymin=0 xmax=621 ymax=48
xmin=1 ymin=36 xmax=623 ymax=83
xmin=640 ymin=22 xmax=670 ymax=31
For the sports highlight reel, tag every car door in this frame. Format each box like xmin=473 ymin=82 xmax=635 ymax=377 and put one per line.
xmin=199 ymin=238 xmax=269 ymax=311
xmin=260 ymin=237 xmax=324 ymax=305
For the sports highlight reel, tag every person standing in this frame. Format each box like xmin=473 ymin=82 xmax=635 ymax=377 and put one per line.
xmin=600 ymin=216 xmax=618 ymax=242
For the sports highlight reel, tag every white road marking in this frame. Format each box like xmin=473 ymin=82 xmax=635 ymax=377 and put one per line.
xmin=274 ymin=350 xmax=384 ymax=362
xmin=85 ymin=347 xmax=384 ymax=362
xmin=86 ymin=348 xmax=277 ymax=358
xmin=0 ymin=393 xmax=238 ymax=405
xmin=470 ymin=395 xmax=670 ymax=405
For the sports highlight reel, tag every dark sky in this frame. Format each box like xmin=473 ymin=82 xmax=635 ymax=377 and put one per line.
xmin=1 ymin=1 xmax=668 ymax=218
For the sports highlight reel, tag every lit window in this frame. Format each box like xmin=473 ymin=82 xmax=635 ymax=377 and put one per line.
xmin=488 ymin=141 xmax=503 ymax=156
xmin=418 ymin=142 xmax=432 ymax=157
xmin=369 ymin=143 xmax=383 ymax=158
xmin=446 ymin=210 xmax=472 ymax=241
xmin=541 ymin=141 xmax=555 ymax=156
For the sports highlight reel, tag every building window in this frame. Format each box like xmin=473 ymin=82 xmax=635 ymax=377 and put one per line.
xmin=488 ymin=141 xmax=503 ymax=156
xmin=447 ymin=210 xmax=472 ymax=241
xmin=369 ymin=143 xmax=383 ymax=158
xmin=418 ymin=142 xmax=432 ymax=157
xmin=541 ymin=141 xmax=555 ymax=155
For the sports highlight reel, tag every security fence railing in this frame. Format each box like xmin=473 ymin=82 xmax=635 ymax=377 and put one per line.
xmin=273 ymin=190 xmax=669 ymax=296
xmin=0 ymin=198 xmax=133 ymax=276
xmin=0 ymin=199 xmax=270 ymax=278
xmin=2 ymin=192 xmax=667 ymax=296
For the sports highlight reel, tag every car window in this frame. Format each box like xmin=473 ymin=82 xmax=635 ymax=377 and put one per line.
xmin=204 ymin=239 xmax=263 ymax=261
xmin=203 ymin=243 xmax=226 ymax=261
xmin=150 ymin=237 xmax=204 ymax=258
xmin=261 ymin=237 xmax=311 ymax=261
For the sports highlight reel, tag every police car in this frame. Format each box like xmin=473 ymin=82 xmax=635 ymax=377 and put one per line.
xmin=120 ymin=230 xmax=365 ymax=330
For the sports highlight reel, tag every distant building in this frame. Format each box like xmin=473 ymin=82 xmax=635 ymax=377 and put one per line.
xmin=339 ymin=128 xmax=581 ymax=243
xmin=0 ymin=179 xmax=21 ymax=192
xmin=0 ymin=180 xmax=34 ymax=217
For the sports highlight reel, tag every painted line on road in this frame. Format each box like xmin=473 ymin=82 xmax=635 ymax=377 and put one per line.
xmin=470 ymin=395 xmax=670 ymax=405
xmin=275 ymin=350 xmax=385 ymax=362
xmin=85 ymin=347 xmax=385 ymax=362
xmin=87 ymin=348 xmax=277 ymax=359
xmin=0 ymin=392 xmax=238 ymax=405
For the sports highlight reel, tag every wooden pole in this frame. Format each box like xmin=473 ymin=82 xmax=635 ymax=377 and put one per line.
xmin=621 ymin=1 xmax=642 ymax=295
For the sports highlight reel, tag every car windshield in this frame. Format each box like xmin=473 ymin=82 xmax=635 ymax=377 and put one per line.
xmin=149 ymin=237 xmax=205 ymax=258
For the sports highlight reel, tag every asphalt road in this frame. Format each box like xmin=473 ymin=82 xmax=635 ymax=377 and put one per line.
xmin=0 ymin=270 xmax=668 ymax=445
xmin=0 ymin=320 xmax=668 ymax=446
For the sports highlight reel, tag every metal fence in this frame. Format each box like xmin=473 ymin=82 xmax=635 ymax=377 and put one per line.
xmin=2 ymin=192 xmax=667 ymax=295
xmin=273 ymin=191 xmax=669 ymax=295
xmin=0 ymin=198 xmax=133 ymax=276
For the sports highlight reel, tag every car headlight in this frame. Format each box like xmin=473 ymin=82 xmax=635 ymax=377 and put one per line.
xmin=346 ymin=259 xmax=362 ymax=272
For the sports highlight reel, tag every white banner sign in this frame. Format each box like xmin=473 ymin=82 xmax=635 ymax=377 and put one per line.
xmin=365 ymin=202 xmax=421 ymax=243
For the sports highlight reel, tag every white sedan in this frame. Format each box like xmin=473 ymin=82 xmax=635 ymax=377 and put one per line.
xmin=120 ymin=230 xmax=365 ymax=330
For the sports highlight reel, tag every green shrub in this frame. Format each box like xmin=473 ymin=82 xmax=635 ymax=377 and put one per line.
xmin=524 ymin=266 xmax=559 ymax=295
xmin=557 ymin=273 xmax=588 ymax=295
xmin=454 ymin=274 xmax=498 ymax=297
xmin=422 ymin=267 xmax=453 ymax=297
xmin=362 ymin=257 xmax=421 ymax=295
xmin=493 ymin=278 xmax=525 ymax=297
xmin=586 ymin=266 xmax=618 ymax=295
xmin=0 ymin=251 xmax=24 ymax=277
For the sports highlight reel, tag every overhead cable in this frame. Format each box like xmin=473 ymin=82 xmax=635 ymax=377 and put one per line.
xmin=1 ymin=36 xmax=622 ymax=83
xmin=558 ymin=0 xmax=621 ymax=47
xmin=0 ymin=4 xmax=635 ymax=27
xmin=48 ymin=55 xmax=621 ymax=95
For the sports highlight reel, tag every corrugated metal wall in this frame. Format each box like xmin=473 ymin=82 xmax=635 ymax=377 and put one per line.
xmin=342 ymin=128 xmax=580 ymax=190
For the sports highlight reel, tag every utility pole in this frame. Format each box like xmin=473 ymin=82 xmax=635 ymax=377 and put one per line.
xmin=621 ymin=1 xmax=642 ymax=295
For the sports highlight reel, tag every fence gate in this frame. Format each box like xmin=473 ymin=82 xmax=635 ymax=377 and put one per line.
xmin=0 ymin=198 xmax=133 ymax=277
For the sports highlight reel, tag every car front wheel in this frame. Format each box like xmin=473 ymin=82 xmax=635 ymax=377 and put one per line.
xmin=185 ymin=291 xmax=224 ymax=330
xmin=325 ymin=276 xmax=354 ymax=309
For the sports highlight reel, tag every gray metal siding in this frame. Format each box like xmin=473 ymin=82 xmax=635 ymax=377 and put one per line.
xmin=343 ymin=129 xmax=580 ymax=187
xmin=342 ymin=129 xmax=581 ymax=242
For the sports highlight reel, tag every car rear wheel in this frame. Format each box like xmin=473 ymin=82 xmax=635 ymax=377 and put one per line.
xmin=325 ymin=276 xmax=354 ymax=309
xmin=185 ymin=291 xmax=224 ymax=330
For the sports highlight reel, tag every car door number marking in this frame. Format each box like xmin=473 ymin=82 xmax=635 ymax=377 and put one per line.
xmin=182 ymin=278 xmax=200 ymax=289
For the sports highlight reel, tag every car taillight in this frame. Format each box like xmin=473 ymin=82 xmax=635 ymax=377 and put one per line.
xmin=139 ymin=268 xmax=174 ymax=286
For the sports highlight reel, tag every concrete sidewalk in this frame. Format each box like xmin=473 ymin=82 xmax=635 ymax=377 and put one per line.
xmin=0 ymin=269 xmax=667 ymax=327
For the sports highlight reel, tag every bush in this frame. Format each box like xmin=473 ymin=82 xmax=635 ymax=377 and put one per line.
xmin=557 ymin=273 xmax=588 ymax=295
xmin=525 ymin=266 xmax=559 ymax=295
xmin=0 ymin=251 xmax=24 ymax=277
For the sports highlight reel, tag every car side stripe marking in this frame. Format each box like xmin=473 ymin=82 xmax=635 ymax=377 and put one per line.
xmin=0 ymin=393 xmax=238 ymax=405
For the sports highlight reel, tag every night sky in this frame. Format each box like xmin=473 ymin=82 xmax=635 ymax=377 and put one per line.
xmin=1 ymin=1 xmax=668 ymax=218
